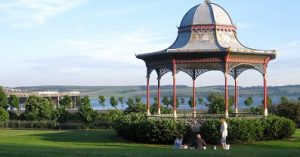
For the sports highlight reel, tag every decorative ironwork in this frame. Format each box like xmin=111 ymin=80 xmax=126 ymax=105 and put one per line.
xmin=229 ymin=63 xmax=264 ymax=78
xmin=155 ymin=68 xmax=171 ymax=79
xmin=180 ymin=69 xmax=210 ymax=80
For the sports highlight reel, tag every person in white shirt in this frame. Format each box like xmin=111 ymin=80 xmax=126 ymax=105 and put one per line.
xmin=220 ymin=118 xmax=228 ymax=150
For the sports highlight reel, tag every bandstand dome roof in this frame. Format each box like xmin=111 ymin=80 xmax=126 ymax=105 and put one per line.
xmin=180 ymin=0 xmax=233 ymax=27
xmin=136 ymin=0 xmax=276 ymax=60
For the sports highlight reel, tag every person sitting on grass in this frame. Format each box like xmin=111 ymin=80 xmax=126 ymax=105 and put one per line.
xmin=192 ymin=134 xmax=207 ymax=150
xmin=174 ymin=135 xmax=183 ymax=149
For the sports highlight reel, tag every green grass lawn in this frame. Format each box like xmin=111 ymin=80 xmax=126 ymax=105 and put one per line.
xmin=0 ymin=129 xmax=299 ymax=157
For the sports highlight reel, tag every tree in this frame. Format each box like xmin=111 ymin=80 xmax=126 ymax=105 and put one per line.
xmin=244 ymin=96 xmax=254 ymax=107
xmin=124 ymin=97 xmax=146 ymax=114
xmin=0 ymin=108 xmax=9 ymax=122
xmin=198 ymin=97 xmax=204 ymax=105
xmin=134 ymin=96 xmax=142 ymax=103
xmin=126 ymin=97 xmax=135 ymax=106
xmin=170 ymin=97 xmax=179 ymax=108
xmin=52 ymin=107 xmax=69 ymax=125
xmin=0 ymin=87 xmax=8 ymax=110
xmin=98 ymin=95 xmax=106 ymax=109
xmin=280 ymin=96 xmax=289 ymax=104
xmin=118 ymin=97 xmax=125 ymax=109
xmin=205 ymin=93 xmax=234 ymax=114
xmin=151 ymin=97 xmax=159 ymax=114
xmin=8 ymin=95 xmax=19 ymax=110
xmin=25 ymin=96 xmax=53 ymax=121
xmin=110 ymin=96 xmax=118 ymax=109
xmin=298 ymin=97 xmax=300 ymax=102
xmin=262 ymin=96 xmax=273 ymax=106
xmin=59 ymin=95 xmax=72 ymax=108
xmin=188 ymin=97 xmax=193 ymax=108
xmin=78 ymin=96 xmax=94 ymax=127
xmin=162 ymin=96 xmax=170 ymax=108
xmin=277 ymin=102 xmax=300 ymax=124
xmin=180 ymin=97 xmax=185 ymax=106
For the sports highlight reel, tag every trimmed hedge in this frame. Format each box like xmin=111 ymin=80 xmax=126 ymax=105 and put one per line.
xmin=199 ymin=116 xmax=296 ymax=144
xmin=114 ymin=115 xmax=296 ymax=144
xmin=114 ymin=114 xmax=187 ymax=144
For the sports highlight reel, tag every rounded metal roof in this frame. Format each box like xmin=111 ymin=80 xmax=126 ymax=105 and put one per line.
xmin=180 ymin=1 xmax=233 ymax=27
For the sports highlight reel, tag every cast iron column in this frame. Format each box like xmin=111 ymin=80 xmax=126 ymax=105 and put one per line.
xmin=235 ymin=78 xmax=239 ymax=116
xmin=157 ymin=77 xmax=161 ymax=115
xmin=172 ymin=59 xmax=177 ymax=119
xmin=146 ymin=76 xmax=151 ymax=116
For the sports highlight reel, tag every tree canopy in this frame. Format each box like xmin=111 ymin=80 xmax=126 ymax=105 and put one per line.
xmin=25 ymin=96 xmax=54 ymax=121
xmin=98 ymin=95 xmax=106 ymax=108
xmin=8 ymin=95 xmax=19 ymax=110
xmin=0 ymin=87 xmax=8 ymax=110
xmin=59 ymin=95 xmax=72 ymax=108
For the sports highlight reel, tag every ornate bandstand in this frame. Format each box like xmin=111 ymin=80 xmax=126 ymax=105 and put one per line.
xmin=136 ymin=0 xmax=276 ymax=118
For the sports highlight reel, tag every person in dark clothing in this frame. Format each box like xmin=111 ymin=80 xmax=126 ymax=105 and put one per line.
xmin=192 ymin=134 xmax=207 ymax=149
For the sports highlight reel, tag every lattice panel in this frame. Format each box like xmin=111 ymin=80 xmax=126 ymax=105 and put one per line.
xmin=229 ymin=63 xmax=264 ymax=78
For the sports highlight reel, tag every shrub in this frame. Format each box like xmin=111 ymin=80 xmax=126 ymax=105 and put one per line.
xmin=197 ymin=116 xmax=295 ymax=144
xmin=277 ymin=102 xmax=300 ymax=125
xmin=227 ymin=119 xmax=264 ymax=143
xmin=199 ymin=120 xmax=221 ymax=144
xmin=262 ymin=116 xmax=296 ymax=140
xmin=96 ymin=110 xmax=123 ymax=129
xmin=114 ymin=113 xmax=187 ymax=144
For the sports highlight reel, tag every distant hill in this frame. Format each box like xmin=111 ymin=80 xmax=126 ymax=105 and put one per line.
xmin=12 ymin=85 xmax=300 ymax=98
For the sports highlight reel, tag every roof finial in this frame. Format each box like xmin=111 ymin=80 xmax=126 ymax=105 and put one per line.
xmin=204 ymin=0 xmax=211 ymax=3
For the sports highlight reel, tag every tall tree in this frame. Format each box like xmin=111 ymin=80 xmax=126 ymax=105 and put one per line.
xmin=8 ymin=95 xmax=19 ymax=110
xmin=0 ymin=87 xmax=8 ymax=110
xmin=244 ymin=96 xmax=254 ymax=107
xmin=59 ymin=95 xmax=72 ymax=108
xmin=110 ymin=96 xmax=118 ymax=109
xmin=118 ymin=97 xmax=125 ymax=109
xmin=98 ymin=95 xmax=106 ymax=109
xmin=280 ymin=96 xmax=289 ymax=104
xmin=162 ymin=96 xmax=170 ymax=108
xmin=78 ymin=96 xmax=93 ymax=127
xmin=126 ymin=97 xmax=135 ymax=107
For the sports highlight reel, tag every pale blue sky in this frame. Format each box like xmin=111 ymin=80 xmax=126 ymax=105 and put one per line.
xmin=0 ymin=0 xmax=299 ymax=87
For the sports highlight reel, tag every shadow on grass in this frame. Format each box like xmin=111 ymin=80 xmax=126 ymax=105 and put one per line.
xmin=30 ymin=130 xmax=120 ymax=143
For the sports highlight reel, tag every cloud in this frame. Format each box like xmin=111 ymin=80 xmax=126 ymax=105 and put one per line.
xmin=0 ymin=0 xmax=85 ymax=28
xmin=28 ymin=55 xmax=142 ymax=74
xmin=60 ymin=28 xmax=171 ymax=64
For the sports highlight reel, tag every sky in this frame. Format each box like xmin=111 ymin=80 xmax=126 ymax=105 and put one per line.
xmin=0 ymin=0 xmax=299 ymax=87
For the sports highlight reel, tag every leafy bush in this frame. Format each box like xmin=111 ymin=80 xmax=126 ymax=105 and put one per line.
xmin=197 ymin=116 xmax=295 ymax=144
xmin=199 ymin=120 xmax=221 ymax=144
xmin=276 ymin=102 xmax=300 ymax=126
xmin=262 ymin=116 xmax=296 ymax=140
xmin=114 ymin=113 xmax=187 ymax=144
xmin=227 ymin=119 xmax=264 ymax=143
xmin=96 ymin=110 xmax=123 ymax=129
